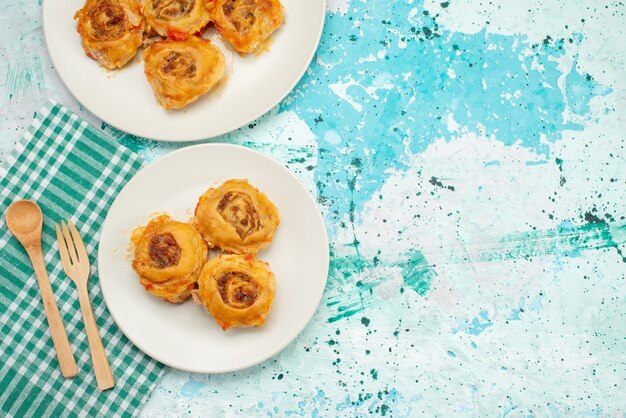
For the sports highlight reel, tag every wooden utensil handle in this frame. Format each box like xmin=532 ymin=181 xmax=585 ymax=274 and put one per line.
xmin=77 ymin=285 xmax=115 ymax=391
xmin=26 ymin=246 xmax=78 ymax=378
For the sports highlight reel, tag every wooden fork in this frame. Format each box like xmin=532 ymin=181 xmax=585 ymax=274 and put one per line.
xmin=56 ymin=220 xmax=115 ymax=391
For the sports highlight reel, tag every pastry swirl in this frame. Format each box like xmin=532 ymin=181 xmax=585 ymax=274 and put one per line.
xmin=142 ymin=0 xmax=211 ymax=38
xmin=132 ymin=215 xmax=207 ymax=303
xmin=74 ymin=0 xmax=144 ymax=70
xmin=209 ymin=0 xmax=284 ymax=54
xmin=194 ymin=179 xmax=280 ymax=254
xmin=144 ymin=36 xmax=226 ymax=109
xmin=193 ymin=254 xmax=276 ymax=330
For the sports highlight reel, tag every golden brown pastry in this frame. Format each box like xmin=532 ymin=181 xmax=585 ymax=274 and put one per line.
xmin=194 ymin=179 xmax=280 ymax=254
xmin=74 ymin=0 xmax=144 ymax=70
xmin=132 ymin=215 xmax=207 ymax=303
xmin=143 ymin=36 xmax=226 ymax=109
xmin=209 ymin=0 xmax=284 ymax=54
xmin=193 ymin=254 xmax=276 ymax=330
xmin=141 ymin=0 xmax=211 ymax=39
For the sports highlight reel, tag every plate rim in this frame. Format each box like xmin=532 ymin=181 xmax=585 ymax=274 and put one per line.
xmin=97 ymin=143 xmax=329 ymax=373
xmin=41 ymin=0 xmax=326 ymax=142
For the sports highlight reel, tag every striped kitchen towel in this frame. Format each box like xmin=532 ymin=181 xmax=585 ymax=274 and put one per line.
xmin=0 ymin=100 xmax=165 ymax=418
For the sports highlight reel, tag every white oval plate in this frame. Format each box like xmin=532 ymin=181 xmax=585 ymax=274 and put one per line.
xmin=98 ymin=144 xmax=329 ymax=372
xmin=42 ymin=0 xmax=325 ymax=141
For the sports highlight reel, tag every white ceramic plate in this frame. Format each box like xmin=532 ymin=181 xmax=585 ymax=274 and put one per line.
xmin=98 ymin=144 xmax=329 ymax=372
xmin=42 ymin=0 xmax=325 ymax=141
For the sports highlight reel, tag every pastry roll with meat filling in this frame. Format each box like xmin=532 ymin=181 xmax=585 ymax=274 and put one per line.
xmin=193 ymin=254 xmax=276 ymax=330
xmin=74 ymin=0 xmax=144 ymax=70
xmin=132 ymin=215 xmax=207 ymax=303
xmin=194 ymin=179 xmax=280 ymax=254
xmin=209 ymin=0 xmax=284 ymax=54
xmin=143 ymin=37 xmax=226 ymax=109
xmin=142 ymin=0 xmax=211 ymax=39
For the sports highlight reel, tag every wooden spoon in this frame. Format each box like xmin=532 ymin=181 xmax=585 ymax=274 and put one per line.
xmin=5 ymin=200 xmax=78 ymax=378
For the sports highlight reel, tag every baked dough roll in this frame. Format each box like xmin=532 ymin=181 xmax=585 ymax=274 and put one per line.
xmin=132 ymin=215 xmax=207 ymax=303
xmin=194 ymin=179 xmax=280 ymax=254
xmin=74 ymin=0 xmax=144 ymax=70
xmin=193 ymin=254 xmax=276 ymax=330
xmin=142 ymin=0 xmax=211 ymax=39
xmin=143 ymin=36 xmax=226 ymax=109
xmin=209 ymin=0 xmax=284 ymax=54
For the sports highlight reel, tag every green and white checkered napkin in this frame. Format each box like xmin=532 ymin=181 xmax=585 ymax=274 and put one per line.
xmin=0 ymin=100 xmax=165 ymax=417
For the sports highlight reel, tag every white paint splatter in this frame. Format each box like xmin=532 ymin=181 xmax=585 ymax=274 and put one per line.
xmin=326 ymin=0 xmax=350 ymax=16
xmin=329 ymin=76 xmax=364 ymax=112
